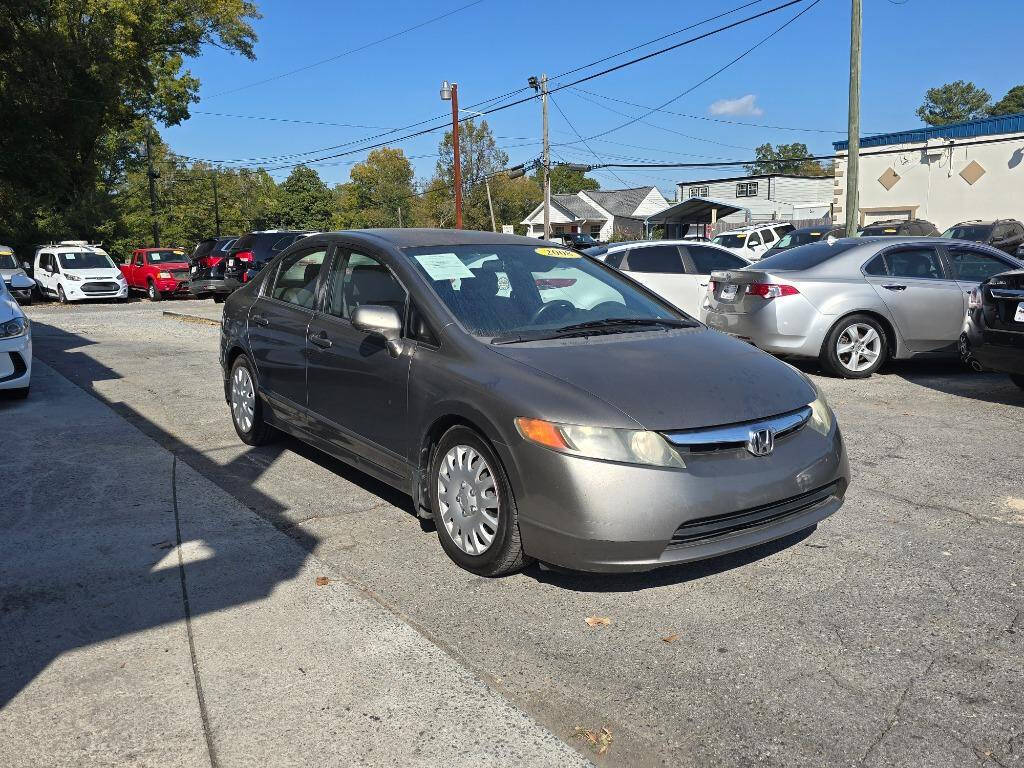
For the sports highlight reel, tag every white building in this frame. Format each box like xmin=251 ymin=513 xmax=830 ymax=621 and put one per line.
xmin=521 ymin=187 xmax=669 ymax=240
xmin=832 ymin=113 xmax=1024 ymax=231
xmin=675 ymin=173 xmax=834 ymax=224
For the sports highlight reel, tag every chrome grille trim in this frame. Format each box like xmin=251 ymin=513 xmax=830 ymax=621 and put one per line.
xmin=662 ymin=405 xmax=812 ymax=452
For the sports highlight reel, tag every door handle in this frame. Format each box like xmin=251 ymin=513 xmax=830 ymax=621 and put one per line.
xmin=250 ymin=313 xmax=269 ymax=327
xmin=308 ymin=331 xmax=332 ymax=349
xmin=882 ymin=283 xmax=907 ymax=291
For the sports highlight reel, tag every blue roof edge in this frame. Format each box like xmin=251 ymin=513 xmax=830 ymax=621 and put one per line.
xmin=833 ymin=112 xmax=1024 ymax=151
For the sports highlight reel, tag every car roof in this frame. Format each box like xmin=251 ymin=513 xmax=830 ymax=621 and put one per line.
xmin=717 ymin=223 xmax=792 ymax=234
xmin=308 ymin=228 xmax=555 ymax=249
xmin=138 ymin=246 xmax=185 ymax=251
xmin=44 ymin=245 xmax=109 ymax=254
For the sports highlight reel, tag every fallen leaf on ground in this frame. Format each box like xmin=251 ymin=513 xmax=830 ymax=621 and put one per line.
xmin=315 ymin=576 xmax=331 ymax=587
xmin=661 ymin=634 xmax=678 ymax=644
xmin=574 ymin=726 xmax=613 ymax=755
xmin=585 ymin=616 xmax=611 ymax=627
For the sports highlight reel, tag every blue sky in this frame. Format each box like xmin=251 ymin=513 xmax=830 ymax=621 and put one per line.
xmin=164 ymin=0 xmax=1024 ymax=198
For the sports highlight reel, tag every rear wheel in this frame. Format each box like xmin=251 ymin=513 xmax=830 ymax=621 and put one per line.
xmin=429 ymin=426 xmax=530 ymax=576
xmin=820 ymin=314 xmax=887 ymax=378
xmin=1010 ymin=374 xmax=1024 ymax=390
xmin=147 ymin=280 xmax=161 ymax=301
xmin=229 ymin=356 xmax=274 ymax=445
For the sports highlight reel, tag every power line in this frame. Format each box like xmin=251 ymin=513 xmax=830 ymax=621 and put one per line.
xmin=548 ymin=94 xmax=630 ymax=186
xmin=204 ymin=0 xmax=489 ymax=99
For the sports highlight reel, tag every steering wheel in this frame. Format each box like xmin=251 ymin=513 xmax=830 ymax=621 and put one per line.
xmin=588 ymin=301 xmax=629 ymax=317
xmin=530 ymin=300 xmax=575 ymax=325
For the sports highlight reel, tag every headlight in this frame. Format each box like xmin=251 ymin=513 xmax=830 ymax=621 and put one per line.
xmin=807 ymin=386 xmax=834 ymax=436
xmin=157 ymin=271 xmax=172 ymax=279
xmin=0 ymin=317 xmax=28 ymax=338
xmin=515 ymin=417 xmax=685 ymax=468
xmin=64 ymin=273 xmax=82 ymax=281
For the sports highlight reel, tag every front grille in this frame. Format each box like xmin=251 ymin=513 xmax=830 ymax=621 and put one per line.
xmin=667 ymin=482 xmax=839 ymax=548
xmin=81 ymin=281 xmax=119 ymax=294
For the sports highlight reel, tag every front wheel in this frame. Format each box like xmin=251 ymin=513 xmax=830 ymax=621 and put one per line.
xmin=57 ymin=285 xmax=68 ymax=304
xmin=228 ymin=356 xmax=274 ymax=446
xmin=429 ymin=426 xmax=530 ymax=576
xmin=1010 ymin=374 xmax=1024 ymax=391
xmin=213 ymin=294 xmax=226 ymax=304
xmin=147 ymin=280 xmax=161 ymax=301
xmin=820 ymin=314 xmax=887 ymax=378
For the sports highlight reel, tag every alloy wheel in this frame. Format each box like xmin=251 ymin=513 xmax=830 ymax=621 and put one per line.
xmin=437 ymin=444 xmax=500 ymax=556
xmin=836 ymin=323 xmax=881 ymax=373
xmin=231 ymin=365 xmax=256 ymax=433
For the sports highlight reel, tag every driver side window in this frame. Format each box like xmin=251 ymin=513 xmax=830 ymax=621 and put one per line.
xmin=325 ymin=251 xmax=406 ymax=320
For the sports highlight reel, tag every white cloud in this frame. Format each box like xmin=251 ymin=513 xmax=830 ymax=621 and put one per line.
xmin=708 ymin=94 xmax=763 ymax=117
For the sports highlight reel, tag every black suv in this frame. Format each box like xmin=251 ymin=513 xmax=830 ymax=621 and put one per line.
xmin=555 ymin=232 xmax=602 ymax=249
xmin=218 ymin=230 xmax=313 ymax=292
xmin=859 ymin=219 xmax=940 ymax=237
xmin=188 ymin=235 xmax=238 ymax=300
xmin=941 ymin=219 xmax=1024 ymax=256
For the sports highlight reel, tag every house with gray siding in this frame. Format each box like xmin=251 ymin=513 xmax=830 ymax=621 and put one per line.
xmin=674 ymin=174 xmax=834 ymax=225
xmin=522 ymin=187 xmax=669 ymax=240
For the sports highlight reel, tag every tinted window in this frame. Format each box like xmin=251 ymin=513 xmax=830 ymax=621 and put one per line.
xmin=947 ymin=249 xmax=1012 ymax=281
xmin=757 ymin=241 xmax=860 ymax=271
xmin=0 ymin=253 xmax=16 ymax=270
xmin=271 ymin=248 xmax=327 ymax=308
xmin=747 ymin=232 xmax=762 ymax=247
xmin=192 ymin=240 xmax=216 ymax=260
xmin=325 ymin=252 xmax=406 ymax=319
xmin=775 ymin=230 xmax=824 ymax=249
xmin=864 ymin=255 xmax=887 ymax=275
xmin=940 ymin=225 xmax=991 ymax=241
xmin=58 ymin=252 xmax=115 ymax=270
xmin=760 ymin=229 xmax=775 ymax=244
xmin=147 ymin=250 xmax=187 ymax=263
xmin=625 ymin=245 xmax=684 ymax=273
xmin=713 ymin=233 xmax=746 ymax=248
xmin=886 ymin=248 xmax=944 ymax=280
xmin=604 ymin=250 xmax=625 ymax=268
xmin=687 ymin=246 xmax=747 ymax=273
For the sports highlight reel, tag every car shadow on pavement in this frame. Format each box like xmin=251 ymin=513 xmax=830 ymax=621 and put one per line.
xmin=525 ymin=527 xmax=815 ymax=593
xmin=0 ymin=321 xmax=318 ymax=710
xmin=883 ymin=358 xmax=1024 ymax=407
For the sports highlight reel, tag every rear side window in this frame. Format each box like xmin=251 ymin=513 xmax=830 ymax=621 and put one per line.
xmin=760 ymin=229 xmax=775 ymax=244
xmin=947 ymin=249 xmax=1012 ymax=281
xmin=625 ymin=245 xmax=684 ymax=273
xmin=604 ymin=250 xmax=625 ymax=268
xmin=231 ymin=234 xmax=256 ymax=253
xmin=687 ymin=246 xmax=747 ymax=273
xmin=271 ymin=248 xmax=327 ymax=309
xmin=757 ymin=241 xmax=860 ymax=270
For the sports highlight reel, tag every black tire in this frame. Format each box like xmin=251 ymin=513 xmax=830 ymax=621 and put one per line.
xmin=428 ymin=425 xmax=530 ymax=576
xmin=213 ymin=294 xmax=226 ymax=304
xmin=1010 ymin=374 xmax=1024 ymax=390
xmin=57 ymin=285 xmax=68 ymax=304
xmin=147 ymin=280 xmax=161 ymax=301
xmin=19 ymin=296 xmax=32 ymax=306
xmin=4 ymin=386 xmax=29 ymax=399
xmin=228 ymin=355 xmax=274 ymax=446
xmin=820 ymin=314 xmax=888 ymax=378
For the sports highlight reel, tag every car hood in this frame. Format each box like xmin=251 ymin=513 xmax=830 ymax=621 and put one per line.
xmin=491 ymin=327 xmax=816 ymax=431
xmin=1 ymin=267 xmax=26 ymax=281
xmin=66 ymin=268 xmax=123 ymax=279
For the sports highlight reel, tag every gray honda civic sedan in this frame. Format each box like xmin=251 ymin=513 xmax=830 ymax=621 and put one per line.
xmin=220 ymin=230 xmax=848 ymax=575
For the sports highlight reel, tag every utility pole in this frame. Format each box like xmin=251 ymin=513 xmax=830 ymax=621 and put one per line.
xmin=440 ymin=80 xmax=462 ymax=229
xmin=485 ymin=177 xmax=497 ymax=232
xmin=145 ymin=128 xmax=161 ymax=247
xmin=541 ymin=73 xmax=551 ymax=240
xmin=844 ymin=0 xmax=861 ymax=236
xmin=211 ymin=169 xmax=222 ymax=237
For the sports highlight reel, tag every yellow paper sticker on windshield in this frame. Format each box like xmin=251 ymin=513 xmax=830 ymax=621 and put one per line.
xmin=535 ymin=247 xmax=580 ymax=259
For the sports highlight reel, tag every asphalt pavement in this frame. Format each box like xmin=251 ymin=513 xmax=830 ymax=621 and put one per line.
xmin=4 ymin=297 xmax=1023 ymax=767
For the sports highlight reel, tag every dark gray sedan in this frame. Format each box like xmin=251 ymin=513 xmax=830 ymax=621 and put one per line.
xmin=220 ymin=230 xmax=848 ymax=575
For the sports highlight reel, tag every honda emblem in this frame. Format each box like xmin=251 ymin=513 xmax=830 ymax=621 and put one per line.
xmin=746 ymin=427 xmax=775 ymax=457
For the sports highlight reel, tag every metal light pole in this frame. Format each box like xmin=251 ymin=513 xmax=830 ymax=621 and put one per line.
xmin=844 ymin=0 xmax=862 ymax=235
xmin=440 ymin=80 xmax=462 ymax=229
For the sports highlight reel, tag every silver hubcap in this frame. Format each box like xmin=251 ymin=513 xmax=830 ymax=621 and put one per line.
xmin=437 ymin=445 xmax=499 ymax=556
xmin=149 ymin=285 xmax=156 ymax=298
xmin=231 ymin=365 xmax=256 ymax=433
xmin=837 ymin=323 xmax=881 ymax=372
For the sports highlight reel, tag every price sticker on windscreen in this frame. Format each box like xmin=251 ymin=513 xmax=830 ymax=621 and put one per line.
xmin=535 ymin=247 xmax=580 ymax=259
xmin=414 ymin=253 xmax=476 ymax=281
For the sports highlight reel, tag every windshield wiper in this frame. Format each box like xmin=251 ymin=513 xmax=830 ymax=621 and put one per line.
xmin=491 ymin=317 xmax=694 ymax=345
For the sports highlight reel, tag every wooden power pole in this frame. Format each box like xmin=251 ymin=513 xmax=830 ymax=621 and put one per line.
xmin=844 ymin=0 xmax=862 ymax=235
xmin=145 ymin=128 xmax=160 ymax=247
xmin=541 ymin=73 xmax=551 ymax=240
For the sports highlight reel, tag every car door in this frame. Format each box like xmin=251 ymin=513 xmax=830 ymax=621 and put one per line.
xmin=305 ymin=247 xmax=412 ymax=480
xmin=247 ymin=245 xmax=328 ymax=417
xmin=863 ymin=245 xmax=966 ymax=353
xmin=943 ymin=245 xmax=1018 ymax=295
xmin=620 ymin=245 xmax=693 ymax=312
xmin=682 ymin=245 xmax=750 ymax=315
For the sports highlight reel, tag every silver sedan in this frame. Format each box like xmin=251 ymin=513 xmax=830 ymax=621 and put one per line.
xmin=701 ymin=237 xmax=1024 ymax=378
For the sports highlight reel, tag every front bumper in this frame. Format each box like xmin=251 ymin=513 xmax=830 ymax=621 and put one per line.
xmin=497 ymin=414 xmax=848 ymax=572
xmin=0 ymin=331 xmax=32 ymax=390
xmin=702 ymin=296 xmax=832 ymax=359
xmin=63 ymin=282 xmax=128 ymax=301
xmin=154 ymin=278 xmax=192 ymax=296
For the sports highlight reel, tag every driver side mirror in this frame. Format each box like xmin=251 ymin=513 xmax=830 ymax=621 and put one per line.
xmin=352 ymin=304 xmax=405 ymax=358
xmin=9 ymin=274 xmax=35 ymax=290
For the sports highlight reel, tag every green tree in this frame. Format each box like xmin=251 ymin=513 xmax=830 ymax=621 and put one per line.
xmin=915 ymin=81 xmax=991 ymax=126
xmin=531 ymin=165 xmax=600 ymax=194
xmin=462 ymin=174 xmax=542 ymax=232
xmin=989 ymin=85 xmax=1024 ymax=117
xmin=275 ymin=166 xmax=334 ymax=230
xmin=744 ymin=143 xmax=830 ymax=176
xmin=0 ymin=0 xmax=260 ymax=253
xmin=436 ymin=120 xmax=509 ymax=203
xmin=335 ymin=147 xmax=416 ymax=229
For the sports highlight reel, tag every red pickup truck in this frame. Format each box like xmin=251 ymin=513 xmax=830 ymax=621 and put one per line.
xmin=120 ymin=248 xmax=191 ymax=301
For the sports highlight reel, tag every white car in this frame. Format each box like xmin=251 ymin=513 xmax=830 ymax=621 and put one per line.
xmin=594 ymin=240 xmax=751 ymax=317
xmin=0 ymin=275 xmax=32 ymax=398
xmin=33 ymin=243 xmax=127 ymax=303
xmin=711 ymin=223 xmax=796 ymax=260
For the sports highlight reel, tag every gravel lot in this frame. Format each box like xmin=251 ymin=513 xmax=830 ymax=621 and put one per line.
xmin=17 ymin=297 xmax=1024 ymax=767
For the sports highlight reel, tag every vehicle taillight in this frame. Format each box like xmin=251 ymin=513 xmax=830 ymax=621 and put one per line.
xmin=745 ymin=282 xmax=799 ymax=299
xmin=968 ymin=287 xmax=982 ymax=310
xmin=235 ymin=250 xmax=254 ymax=263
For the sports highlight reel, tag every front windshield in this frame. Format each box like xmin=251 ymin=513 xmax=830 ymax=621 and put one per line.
xmin=0 ymin=253 xmax=17 ymax=269
xmin=58 ymin=252 xmax=115 ymax=270
xmin=403 ymin=244 xmax=686 ymax=339
xmin=941 ymin=225 xmax=989 ymax=240
xmin=713 ymin=234 xmax=746 ymax=248
xmin=147 ymin=250 xmax=187 ymax=263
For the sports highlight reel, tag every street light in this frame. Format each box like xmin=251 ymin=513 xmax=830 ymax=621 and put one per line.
xmin=440 ymin=79 xmax=462 ymax=229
